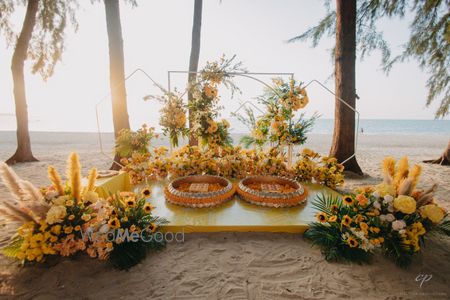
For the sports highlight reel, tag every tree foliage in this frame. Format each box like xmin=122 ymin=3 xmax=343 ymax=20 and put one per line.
xmin=0 ymin=0 xmax=78 ymax=79
xmin=289 ymin=0 xmax=450 ymax=118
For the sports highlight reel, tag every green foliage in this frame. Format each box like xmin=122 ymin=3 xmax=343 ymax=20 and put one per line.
xmin=311 ymin=193 xmax=342 ymax=215
xmin=109 ymin=235 xmax=165 ymax=270
xmin=1 ymin=235 xmax=24 ymax=259
xmin=0 ymin=0 xmax=79 ymax=79
xmin=435 ymin=215 xmax=450 ymax=236
xmin=289 ymin=0 xmax=450 ymax=118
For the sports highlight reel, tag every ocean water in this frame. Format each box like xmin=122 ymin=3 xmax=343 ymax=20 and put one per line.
xmin=228 ymin=118 xmax=450 ymax=135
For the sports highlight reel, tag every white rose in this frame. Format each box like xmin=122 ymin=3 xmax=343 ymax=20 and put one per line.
xmin=385 ymin=214 xmax=395 ymax=222
xmin=392 ymin=220 xmax=406 ymax=231
xmin=399 ymin=229 xmax=406 ymax=235
xmin=372 ymin=191 xmax=380 ymax=199
xmin=373 ymin=201 xmax=381 ymax=210
xmin=380 ymin=215 xmax=386 ymax=221
xmin=387 ymin=204 xmax=394 ymax=212
xmin=384 ymin=195 xmax=394 ymax=203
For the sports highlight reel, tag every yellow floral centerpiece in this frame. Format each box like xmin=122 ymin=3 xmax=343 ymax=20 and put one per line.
xmin=305 ymin=156 xmax=448 ymax=267
xmin=0 ymin=153 xmax=168 ymax=270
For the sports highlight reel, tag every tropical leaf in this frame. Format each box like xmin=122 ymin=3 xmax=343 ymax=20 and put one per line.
xmin=311 ymin=193 xmax=342 ymax=215
xmin=1 ymin=235 xmax=24 ymax=258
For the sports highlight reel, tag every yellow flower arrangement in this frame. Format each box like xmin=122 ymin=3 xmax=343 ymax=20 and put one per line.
xmin=306 ymin=155 xmax=448 ymax=268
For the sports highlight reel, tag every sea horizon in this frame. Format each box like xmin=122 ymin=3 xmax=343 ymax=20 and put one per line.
xmin=1 ymin=118 xmax=449 ymax=135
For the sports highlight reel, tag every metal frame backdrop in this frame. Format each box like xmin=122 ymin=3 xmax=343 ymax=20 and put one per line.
xmin=95 ymin=68 xmax=359 ymax=166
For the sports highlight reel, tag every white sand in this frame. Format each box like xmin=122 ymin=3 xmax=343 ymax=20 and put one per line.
xmin=0 ymin=132 xmax=449 ymax=299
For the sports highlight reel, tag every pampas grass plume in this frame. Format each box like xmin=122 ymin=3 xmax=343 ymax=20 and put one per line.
xmin=48 ymin=166 xmax=65 ymax=196
xmin=67 ymin=152 xmax=81 ymax=201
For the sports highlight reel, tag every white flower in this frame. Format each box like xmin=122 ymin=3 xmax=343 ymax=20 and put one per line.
xmin=387 ymin=204 xmax=394 ymax=212
xmin=372 ymin=191 xmax=380 ymax=199
xmin=99 ymin=224 xmax=109 ymax=234
xmin=385 ymin=214 xmax=395 ymax=222
xmin=384 ymin=195 xmax=394 ymax=203
xmin=373 ymin=201 xmax=381 ymax=210
xmin=392 ymin=220 xmax=406 ymax=231
xmin=399 ymin=229 xmax=406 ymax=235
xmin=46 ymin=205 xmax=67 ymax=224
xmin=380 ymin=214 xmax=387 ymax=222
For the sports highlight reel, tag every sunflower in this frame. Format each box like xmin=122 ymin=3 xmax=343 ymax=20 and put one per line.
xmin=148 ymin=222 xmax=157 ymax=233
xmin=108 ymin=218 xmax=121 ymax=229
xmin=316 ymin=212 xmax=327 ymax=223
xmin=330 ymin=204 xmax=339 ymax=212
xmin=125 ymin=197 xmax=136 ymax=207
xmin=343 ymin=195 xmax=354 ymax=205
xmin=347 ymin=237 xmax=359 ymax=248
xmin=342 ymin=215 xmax=352 ymax=226
xmin=141 ymin=187 xmax=152 ymax=198
xmin=143 ymin=203 xmax=155 ymax=213
xmin=328 ymin=215 xmax=337 ymax=222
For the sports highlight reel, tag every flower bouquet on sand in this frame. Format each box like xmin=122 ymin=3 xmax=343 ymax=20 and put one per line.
xmin=0 ymin=153 xmax=167 ymax=269
xmin=305 ymin=156 xmax=449 ymax=267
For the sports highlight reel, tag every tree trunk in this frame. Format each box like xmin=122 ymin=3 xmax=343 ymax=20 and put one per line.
xmin=187 ymin=0 xmax=203 ymax=146
xmin=104 ymin=0 xmax=130 ymax=170
xmin=329 ymin=0 xmax=363 ymax=175
xmin=6 ymin=0 xmax=39 ymax=165
xmin=423 ymin=140 xmax=450 ymax=165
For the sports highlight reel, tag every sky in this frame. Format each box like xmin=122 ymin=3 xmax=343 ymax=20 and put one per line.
xmin=0 ymin=0 xmax=448 ymax=133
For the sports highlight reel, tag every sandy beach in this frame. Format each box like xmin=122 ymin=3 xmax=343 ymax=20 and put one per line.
xmin=0 ymin=132 xmax=449 ymax=299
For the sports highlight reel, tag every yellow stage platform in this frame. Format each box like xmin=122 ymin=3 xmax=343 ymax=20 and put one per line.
xmin=140 ymin=181 xmax=340 ymax=234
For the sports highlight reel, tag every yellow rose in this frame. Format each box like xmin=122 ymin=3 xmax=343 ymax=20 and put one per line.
xmin=375 ymin=183 xmax=396 ymax=197
xmin=420 ymin=204 xmax=444 ymax=223
xmin=393 ymin=195 xmax=416 ymax=214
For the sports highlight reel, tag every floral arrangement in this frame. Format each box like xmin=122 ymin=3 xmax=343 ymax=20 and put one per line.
xmin=0 ymin=153 xmax=167 ymax=269
xmin=121 ymin=146 xmax=171 ymax=185
xmin=87 ymin=189 xmax=167 ymax=269
xmin=144 ymin=88 xmax=189 ymax=148
xmin=305 ymin=156 xmax=449 ymax=267
xmin=118 ymin=143 xmax=344 ymax=189
xmin=115 ymin=124 xmax=158 ymax=158
xmin=237 ymin=78 xmax=317 ymax=148
xmin=189 ymin=55 xmax=244 ymax=147
xmin=293 ymin=148 xmax=345 ymax=189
